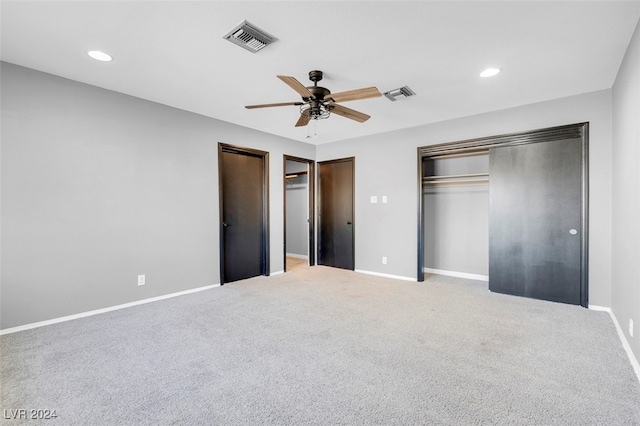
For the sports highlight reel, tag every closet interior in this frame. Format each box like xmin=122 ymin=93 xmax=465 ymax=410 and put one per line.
xmin=422 ymin=149 xmax=490 ymax=279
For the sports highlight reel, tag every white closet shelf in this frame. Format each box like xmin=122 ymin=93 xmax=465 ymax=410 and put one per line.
xmin=423 ymin=172 xmax=489 ymax=186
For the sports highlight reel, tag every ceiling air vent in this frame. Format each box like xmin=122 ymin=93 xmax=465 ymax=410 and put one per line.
xmin=384 ymin=86 xmax=416 ymax=101
xmin=223 ymin=20 xmax=277 ymax=53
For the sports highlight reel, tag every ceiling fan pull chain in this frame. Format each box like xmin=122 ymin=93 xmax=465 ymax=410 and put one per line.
xmin=306 ymin=119 xmax=318 ymax=139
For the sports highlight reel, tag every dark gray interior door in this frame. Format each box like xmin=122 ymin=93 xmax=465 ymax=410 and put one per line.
xmin=489 ymin=138 xmax=583 ymax=305
xmin=319 ymin=158 xmax=354 ymax=270
xmin=220 ymin=147 xmax=268 ymax=283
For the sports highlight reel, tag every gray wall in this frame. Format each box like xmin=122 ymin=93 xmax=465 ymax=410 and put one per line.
xmin=612 ymin=19 xmax=640 ymax=366
xmin=317 ymin=89 xmax=613 ymax=308
xmin=285 ymin=160 xmax=308 ymax=257
xmin=0 ymin=62 xmax=314 ymax=329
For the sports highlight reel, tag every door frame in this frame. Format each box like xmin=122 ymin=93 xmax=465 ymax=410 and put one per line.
xmin=417 ymin=122 xmax=589 ymax=307
xmin=283 ymin=155 xmax=316 ymax=272
xmin=318 ymin=157 xmax=356 ymax=270
xmin=218 ymin=143 xmax=270 ymax=285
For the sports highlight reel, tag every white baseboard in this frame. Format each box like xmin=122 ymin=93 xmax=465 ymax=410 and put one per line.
xmin=355 ymin=269 xmax=417 ymax=282
xmin=270 ymin=270 xmax=284 ymax=276
xmin=423 ymin=267 xmax=489 ymax=282
xmin=589 ymin=305 xmax=640 ymax=384
xmin=588 ymin=304 xmax=611 ymax=312
xmin=0 ymin=283 xmax=220 ymax=336
xmin=286 ymin=253 xmax=308 ymax=260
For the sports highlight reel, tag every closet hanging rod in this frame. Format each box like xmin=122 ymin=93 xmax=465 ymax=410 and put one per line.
xmin=426 ymin=150 xmax=490 ymax=160
xmin=423 ymin=172 xmax=489 ymax=181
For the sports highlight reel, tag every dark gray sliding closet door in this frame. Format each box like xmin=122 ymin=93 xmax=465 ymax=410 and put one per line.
xmin=489 ymin=138 xmax=583 ymax=305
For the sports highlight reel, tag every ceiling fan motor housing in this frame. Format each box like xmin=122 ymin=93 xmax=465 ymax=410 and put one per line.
xmin=308 ymin=86 xmax=331 ymax=100
xmin=306 ymin=70 xmax=331 ymax=101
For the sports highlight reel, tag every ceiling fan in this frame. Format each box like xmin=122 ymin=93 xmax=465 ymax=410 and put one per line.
xmin=245 ymin=70 xmax=382 ymax=127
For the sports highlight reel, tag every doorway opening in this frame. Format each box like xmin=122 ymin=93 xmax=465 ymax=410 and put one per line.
xmin=283 ymin=155 xmax=315 ymax=272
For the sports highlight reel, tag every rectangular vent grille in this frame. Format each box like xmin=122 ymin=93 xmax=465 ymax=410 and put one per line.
xmin=223 ymin=20 xmax=277 ymax=53
xmin=384 ymin=86 xmax=416 ymax=101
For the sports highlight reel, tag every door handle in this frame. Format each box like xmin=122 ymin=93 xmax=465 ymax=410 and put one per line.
xmin=223 ymin=222 xmax=229 ymax=227
xmin=347 ymin=221 xmax=352 ymax=225
xmin=569 ymin=228 xmax=577 ymax=235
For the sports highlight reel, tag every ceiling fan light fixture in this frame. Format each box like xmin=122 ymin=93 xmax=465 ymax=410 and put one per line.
xmin=223 ymin=20 xmax=277 ymax=53
xmin=300 ymin=104 xmax=330 ymax=121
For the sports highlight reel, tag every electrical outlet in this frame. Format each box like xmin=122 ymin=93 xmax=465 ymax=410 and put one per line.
xmin=138 ymin=274 xmax=145 ymax=286
xmin=382 ymin=256 xmax=387 ymax=265
xmin=630 ymin=319 xmax=634 ymax=337
xmin=382 ymin=195 xmax=388 ymax=203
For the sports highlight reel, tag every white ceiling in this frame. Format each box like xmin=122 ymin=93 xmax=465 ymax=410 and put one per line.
xmin=2 ymin=1 xmax=639 ymax=144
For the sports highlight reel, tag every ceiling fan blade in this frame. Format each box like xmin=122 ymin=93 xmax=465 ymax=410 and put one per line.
xmin=245 ymin=101 xmax=303 ymax=109
xmin=295 ymin=113 xmax=311 ymax=127
xmin=325 ymin=87 xmax=382 ymax=103
xmin=329 ymin=103 xmax=371 ymax=123
xmin=277 ymin=75 xmax=315 ymax=99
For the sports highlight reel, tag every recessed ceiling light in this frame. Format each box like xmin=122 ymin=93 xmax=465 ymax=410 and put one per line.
xmin=480 ymin=67 xmax=500 ymax=78
xmin=88 ymin=50 xmax=113 ymax=62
